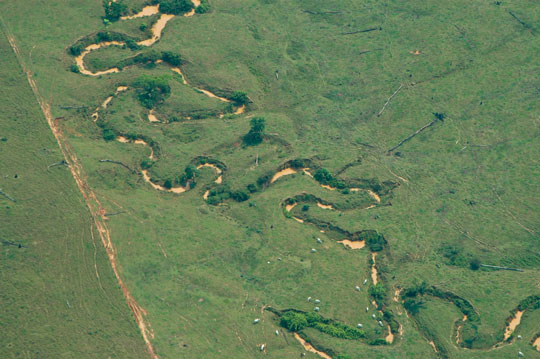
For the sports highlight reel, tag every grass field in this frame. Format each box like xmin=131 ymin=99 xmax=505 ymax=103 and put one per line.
xmin=0 ymin=27 xmax=147 ymax=358
xmin=1 ymin=0 xmax=539 ymax=358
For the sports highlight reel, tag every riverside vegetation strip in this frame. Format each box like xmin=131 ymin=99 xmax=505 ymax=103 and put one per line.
xmin=1 ymin=0 xmax=540 ymax=358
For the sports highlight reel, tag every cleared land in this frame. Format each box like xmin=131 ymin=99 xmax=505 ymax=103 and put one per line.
xmin=1 ymin=0 xmax=539 ymax=358
xmin=0 ymin=27 xmax=147 ymax=358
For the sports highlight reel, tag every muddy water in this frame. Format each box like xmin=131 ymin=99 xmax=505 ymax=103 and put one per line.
xmin=142 ymin=170 xmax=186 ymax=193
xmin=337 ymin=240 xmax=365 ymax=249
xmin=171 ymin=67 xmax=188 ymax=84
xmin=321 ymin=184 xmax=336 ymax=191
xmin=137 ymin=14 xmax=175 ymax=46
xmin=285 ymin=203 xmax=297 ymax=212
xmin=394 ymin=289 xmax=401 ymax=302
xmin=121 ymin=5 xmax=159 ymax=19
xmin=92 ymin=86 xmax=128 ymax=121
xmin=293 ymin=217 xmax=304 ymax=223
xmin=293 ymin=333 xmax=332 ymax=359
xmin=317 ymin=202 xmax=334 ymax=210
xmin=117 ymin=136 xmax=155 ymax=160
xmin=271 ymin=168 xmax=297 ymax=183
xmin=386 ymin=326 xmax=394 ymax=343
xmin=148 ymin=110 xmax=160 ymax=123
xmin=203 ymin=190 xmax=209 ymax=200
xmin=303 ymin=168 xmax=313 ymax=177
xmin=503 ymin=311 xmax=523 ymax=340
xmin=534 ymin=336 xmax=540 ymax=351
xmin=234 ymin=104 xmax=246 ymax=115
xmin=371 ymin=253 xmax=378 ymax=285
xmin=367 ymin=190 xmax=381 ymax=203
xmin=75 ymin=41 xmax=123 ymax=76
xmin=197 ymin=163 xmax=222 ymax=174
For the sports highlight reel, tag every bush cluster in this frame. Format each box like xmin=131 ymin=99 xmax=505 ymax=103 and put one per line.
xmin=132 ymin=75 xmax=171 ymax=109
xmin=279 ymin=311 xmax=366 ymax=340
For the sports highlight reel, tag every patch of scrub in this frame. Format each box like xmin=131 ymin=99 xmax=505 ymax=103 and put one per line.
xmin=293 ymin=333 xmax=332 ymax=359
xmin=337 ymin=239 xmax=365 ymax=249
xmin=503 ymin=311 xmax=523 ymax=340
xmin=271 ymin=168 xmax=297 ymax=183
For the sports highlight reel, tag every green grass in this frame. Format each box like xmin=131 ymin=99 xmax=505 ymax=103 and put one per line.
xmin=0 ymin=27 xmax=147 ymax=358
xmin=1 ymin=0 xmax=539 ymax=358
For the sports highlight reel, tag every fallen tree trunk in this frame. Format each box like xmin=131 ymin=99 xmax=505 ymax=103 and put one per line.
xmin=387 ymin=116 xmax=443 ymax=153
xmin=99 ymin=159 xmax=133 ymax=172
xmin=341 ymin=27 xmax=380 ymax=35
xmin=0 ymin=188 xmax=16 ymax=202
xmin=480 ymin=264 xmax=524 ymax=272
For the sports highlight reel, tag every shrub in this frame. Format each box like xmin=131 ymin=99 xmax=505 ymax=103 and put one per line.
xmin=159 ymin=0 xmax=194 ymax=14
xmin=361 ymin=231 xmax=386 ymax=252
xmin=231 ymin=190 xmax=249 ymax=202
xmin=243 ymin=117 xmax=265 ymax=146
xmin=132 ymin=75 xmax=171 ymax=109
xmin=280 ymin=311 xmax=308 ymax=331
xmin=70 ymin=64 xmax=80 ymax=73
xmin=247 ymin=184 xmax=257 ymax=193
xmin=161 ymin=51 xmax=181 ymax=66
xmin=139 ymin=23 xmax=147 ymax=31
xmin=96 ymin=31 xmax=112 ymax=42
xmin=230 ymin=91 xmax=249 ymax=105
xmin=103 ymin=0 xmax=128 ymax=21
xmin=69 ymin=44 xmax=84 ymax=56
xmin=163 ymin=179 xmax=172 ymax=189
xmin=126 ymin=39 xmax=140 ymax=50
xmin=403 ymin=299 xmax=424 ymax=315
xmin=302 ymin=204 xmax=310 ymax=211
xmin=103 ymin=129 xmax=116 ymax=141
xmin=141 ymin=159 xmax=154 ymax=169
xmin=469 ymin=258 xmax=481 ymax=270
xmin=195 ymin=0 xmax=210 ymax=13
xmin=369 ymin=283 xmax=387 ymax=302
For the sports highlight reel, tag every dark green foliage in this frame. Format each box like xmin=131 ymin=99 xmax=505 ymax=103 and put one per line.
xmin=132 ymin=75 xmax=171 ymax=109
xmin=70 ymin=64 xmax=80 ymax=73
xmin=230 ymin=91 xmax=249 ymax=105
xmin=103 ymin=129 xmax=116 ymax=141
xmin=369 ymin=283 xmax=387 ymax=303
xmin=195 ymin=0 xmax=210 ymax=13
xmin=403 ymin=299 xmax=425 ymax=315
xmin=163 ymin=179 xmax=172 ymax=189
xmin=433 ymin=112 xmax=446 ymax=121
xmin=470 ymin=258 xmax=481 ymax=270
xmin=96 ymin=31 xmax=112 ymax=42
xmin=139 ymin=23 xmax=147 ymax=32
xmin=159 ymin=0 xmax=194 ymax=15
xmin=176 ymin=165 xmax=198 ymax=186
xmin=280 ymin=311 xmax=308 ymax=331
xmin=247 ymin=184 xmax=257 ymax=193
xmin=360 ymin=231 xmax=386 ymax=252
xmin=279 ymin=310 xmax=366 ymax=340
xmin=103 ymin=0 xmax=128 ymax=21
xmin=231 ymin=190 xmax=249 ymax=202
xmin=141 ymin=159 xmax=154 ymax=170
xmin=69 ymin=44 xmax=83 ymax=56
xmin=313 ymin=168 xmax=346 ymax=189
xmin=125 ymin=39 xmax=140 ymax=50
xmin=517 ymin=295 xmax=540 ymax=311
xmin=243 ymin=117 xmax=265 ymax=146
xmin=302 ymin=204 xmax=310 ymax=211
xmin=161 ymin=51 xmax=181 ymax=66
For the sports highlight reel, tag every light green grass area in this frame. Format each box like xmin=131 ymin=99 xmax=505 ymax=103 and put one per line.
xmin=1 ymin=0 xmax=539 ymax=358
xmin=0 ymin=28 xmax=147 ymax=358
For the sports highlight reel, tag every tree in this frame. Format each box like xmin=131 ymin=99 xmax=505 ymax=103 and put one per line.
xmin=369 ymin=283 xmax=387 ymax=302
xmin=280 ymin=311 xmax=308 ymax=331
xmin=470 ymin=258 xmax=481 ymax=270
xmin=231 ymin=91 xmax=249 ymax=105
xmin=243 ymin=117 xmax=266 ymax=146
xmin=159 ymin=0 xmax=194 ymax=15
xmin=162 ymin=51 xmax=181 ymax=66
xmin=133 ymin=75 xmax=171 ymax=109
xmin=163 ymin=179 xmax=173 ymax=189
xmin=103 ymin=0 xmax=128 ymax=21
xmin=195 ymin=0 xmax=210 ymax=13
